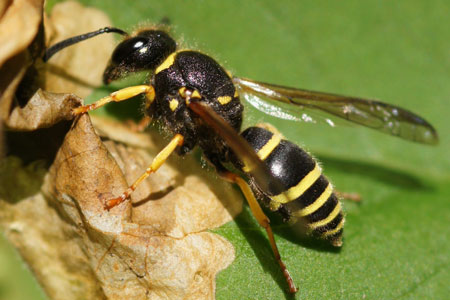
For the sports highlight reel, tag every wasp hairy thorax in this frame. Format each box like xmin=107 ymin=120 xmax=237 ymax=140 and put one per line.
xmin=44 ymin=26 xmax=438 ymax=294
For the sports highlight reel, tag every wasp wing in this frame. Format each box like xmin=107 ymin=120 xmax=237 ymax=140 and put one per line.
xmin=240 ymin=90 xmax=342 ymax=127
xmin=233 ymin=77 xmax=438 ymax=145
xmin=188 ymin=101 xmax=287 ymax=197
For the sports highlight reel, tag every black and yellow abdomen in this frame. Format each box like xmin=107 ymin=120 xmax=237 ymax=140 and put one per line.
xmin=239 ymin=125 xmax=344 ymax=247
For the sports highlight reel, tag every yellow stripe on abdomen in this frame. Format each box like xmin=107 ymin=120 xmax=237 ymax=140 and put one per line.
xmin=309 ymin=201 xmax=341 ymax=229
xmin=292 ymin=183 xmax=332 ymax=217
xmin=322 ymin=217 xmax=345 ymax=237
xmin=257 ymin=134 xmax=281 ymax=161
xmin=271 ymin=163 xmax=321 ymax=204
xmin=242 ymin=132 xmax=281 ymax=173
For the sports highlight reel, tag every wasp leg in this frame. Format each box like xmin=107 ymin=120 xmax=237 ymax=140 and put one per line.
xmin=72 ymin=85 xmax=155 ymax=115
xmin=104 ymin=134 xmax=184 ymax=210
xmin=221 ymin=171 xmax=298 ymax=294
xmin=335 ymin=190 xmax=361 ymax=202
xmin=125 ymin=115 xmax=152 ymax=132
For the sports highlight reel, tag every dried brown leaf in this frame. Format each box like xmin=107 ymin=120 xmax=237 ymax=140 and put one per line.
xmin=40 ymin=113 xmax=240 ymax=299
xmin=0 ymin=0 xmax=44 ymax=122
xmin=1 ymin=2 xmax=243 ymax=299
xmin=5 ymin=88 xmax=81 ymax=130
xmin=1 ymin=96 xmax=241 ymax=299
xmin=0 ymin=0 xmax=43 ymax=68
xmin=1 ymin=96 xmax=242 ymax=300
xmin=0 ymin=0 xmax=115 ymax=127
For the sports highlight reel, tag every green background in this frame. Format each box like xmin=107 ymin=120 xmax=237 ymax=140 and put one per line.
xmin=1 ymin=0 xmax=448 ymax=299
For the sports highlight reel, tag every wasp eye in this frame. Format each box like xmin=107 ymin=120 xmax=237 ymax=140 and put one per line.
xmin=110 ymin=37 xmax=149 ymax=66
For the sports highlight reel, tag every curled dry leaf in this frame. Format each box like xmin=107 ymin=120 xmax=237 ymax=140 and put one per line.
xmin=0 ymin=0 xmax=43 ymax=68
xmin=0 ymin=0 xmax=44 ymax=123
xmin=0 ymin=1 xmax=242 ymax=299
xmin=6 ymin=89 xmax=81 ymax=130
xmin=41 ymin=115 xmax=241 ymax=299
xmin=0 ymin=0 xmax=115 ymax=128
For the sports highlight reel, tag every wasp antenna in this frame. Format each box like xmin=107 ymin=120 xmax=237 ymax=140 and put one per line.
xmin=44 ymin=26 xmax=128 ymax=62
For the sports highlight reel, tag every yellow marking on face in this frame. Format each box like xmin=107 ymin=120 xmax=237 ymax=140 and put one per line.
xmin=191 ymin=90 xmax=201 ymax=99
xmin=234 ymin=90 xmax=239 ymax=98
xmin=169 ymin=99 xmax=179 ymax=111
xmin=309 ymin=201 xmax=341 ymax=229
xmin=271 ymin=163 xmax=321 ymax=204
xmin=257 ymin=133 xmax=281 ymax=161
xmin=292 ymin=183 xmax=332 ymax=217
xmin=155 ymin=52 xmax=177 ymax=74
xmin=322 ymin=217 xmax=345 ymax=237
xmin=217 ymin=95 xmax=232 ymax=105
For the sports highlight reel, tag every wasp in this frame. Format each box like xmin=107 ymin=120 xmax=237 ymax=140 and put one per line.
xmin=44 ymin=26 xmax=438 ymax=293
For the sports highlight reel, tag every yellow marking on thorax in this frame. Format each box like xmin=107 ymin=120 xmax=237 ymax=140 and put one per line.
xmin=179 ymin=87 xmax=201 ymax=102
xmin=234 ymin=90 xmax=239 ymax=97
xmin=169 ymin=99 xmax=179 ymax=111
xmin=322 ymin=217 xmax=345 ymax=237
xmin=191 ymin=90 xmax=201 ymax=99
xmin=155 ymin=52 xmax=177 ymax=74
xmin=309 ymin=201 xmax=341 ymax=229
xmin=178 ymin=87 xmax=186 ymax=97
xmin=217 ymin=95 xmax=232 ymax=105
xmin=293 ymin=183 xmax=332 ymax=217
xmin=257 ymin=134 xmax=281 ymax=161
xmin=271 ymin=163 xmax=321 ymax=204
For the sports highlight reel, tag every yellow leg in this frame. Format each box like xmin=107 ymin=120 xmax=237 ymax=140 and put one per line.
xmin=105 ymin=134 xmax=184 ymax=210
xmin=72 ymin=85 xmax=156 ymax=115
xmin=222 ymin=172 xmax=298 ymax=294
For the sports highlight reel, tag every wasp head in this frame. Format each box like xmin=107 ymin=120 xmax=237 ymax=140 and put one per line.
xmin=103 ymin=29 xmax=177 ymax=84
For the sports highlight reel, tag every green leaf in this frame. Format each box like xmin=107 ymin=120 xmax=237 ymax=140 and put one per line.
xmin=8 ymin=0 xmax=449 ymax=299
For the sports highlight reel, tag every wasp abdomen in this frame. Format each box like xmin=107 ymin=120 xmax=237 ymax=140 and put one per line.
xmin=239 ymin=125 xmax=344 ymax=246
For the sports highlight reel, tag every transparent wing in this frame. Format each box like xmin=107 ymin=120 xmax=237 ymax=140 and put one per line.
xmin=241 ymin=91 xmax=341 ymax=127
xmin=233 ymin=77 xmax=439 ymax=144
